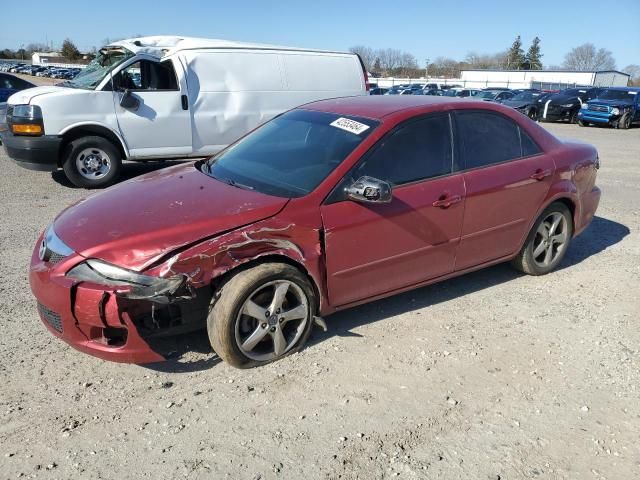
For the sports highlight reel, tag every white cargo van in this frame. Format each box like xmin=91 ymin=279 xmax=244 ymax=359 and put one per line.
xmin=3 ymin=36 xmax=368 ymax=187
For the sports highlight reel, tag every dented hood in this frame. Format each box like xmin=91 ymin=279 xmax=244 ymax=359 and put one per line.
xmin=53 ymin=162 xmax=288 ymax=271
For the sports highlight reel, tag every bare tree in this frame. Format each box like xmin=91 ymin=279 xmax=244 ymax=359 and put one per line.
xmin=427 ymin=57 xmax=461 ymax=77
xmin=349 ymin=45 xmax=375 ymax=71
xmin=563 ymin=43 xmax=616 ymax=71
xmin=622 ymin=64 xmax=640 ymax=85
xmin=377 ymin=48 xmax=404 ymax=71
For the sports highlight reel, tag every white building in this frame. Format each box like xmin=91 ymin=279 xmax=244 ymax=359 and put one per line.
xmin=460 ymin=69 xmax=630 ymax=90
xmin=32 ymin=51 xmax=64 ymax=65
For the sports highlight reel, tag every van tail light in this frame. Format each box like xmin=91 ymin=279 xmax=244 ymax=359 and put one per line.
xmin=355 ymin=54 xmax=369 ymax=91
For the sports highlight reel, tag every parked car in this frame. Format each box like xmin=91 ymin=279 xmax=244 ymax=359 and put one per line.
xmin=443 ymin=88 xmax=480 ymax=98
xmin=500 ymin=90 xmax=548 ymax=119
xmin=577 ymin=87 xmax=640 ymax=129
xmin=0 ymin=73 xmax=35 ymax=103
xmin=475 ymin=89 xmax=515 ymax=102
xmin=28 ymin=96 xmax=601 ymax=367
xmin=536 ymin=87 xmax=603 ymax=123
xmin=3 ymin=36 xmax=368 ymax=188
xmin=369 ymin=87 xmax=389 ymax=95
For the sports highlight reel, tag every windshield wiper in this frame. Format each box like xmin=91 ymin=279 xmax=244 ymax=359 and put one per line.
xmin=221 ymin=177 xmax=255 ymax=191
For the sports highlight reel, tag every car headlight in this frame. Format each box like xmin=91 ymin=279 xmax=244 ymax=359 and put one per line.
xmin=611 ymin=108 xmax=620 ymax=115
xmin=66 ymin=259 xmax=187 ymax=302
xmin=8 ymin=104 xmax=44 ymax=136
xmin=560 ymin=103 xmax=575 ymax=108
xmin=581 ymin=103 xmax=588 ymax=109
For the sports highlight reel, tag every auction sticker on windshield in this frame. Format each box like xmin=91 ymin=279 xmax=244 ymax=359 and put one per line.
xmin=330 ymin=117 xmax=370 ymax=135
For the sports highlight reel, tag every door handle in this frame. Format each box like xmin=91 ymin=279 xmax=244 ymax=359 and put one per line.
xmin=530 ymin=168 xmax=552 ymax=181
xmin=181 ymin=94 xmax=188 ymax=110
xmin=432 ymin=194 xmax=462 ymax=208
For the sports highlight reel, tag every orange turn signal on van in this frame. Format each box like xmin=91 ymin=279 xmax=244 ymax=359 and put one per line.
xmin=11 ymin=124 xmax=43 ymax=135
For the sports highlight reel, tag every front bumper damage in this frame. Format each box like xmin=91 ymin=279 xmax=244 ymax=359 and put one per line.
xmin=29 ymin=236 xmax=208 ymax=364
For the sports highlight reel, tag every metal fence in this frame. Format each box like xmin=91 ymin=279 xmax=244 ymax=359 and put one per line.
xmin=370 ymin=77 xmax=596 ymax=91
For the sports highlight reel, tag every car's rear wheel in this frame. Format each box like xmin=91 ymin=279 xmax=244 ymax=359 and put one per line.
xmin=208 ymin=263 xmax=316 ymax=368
xmin=578 ymin=120 xmax=586 ymax=127
xmin=511 ymin=202 xmax=573 ymax=276
xmin=527 ymin=108 xmax=537 ymax=120
xmin=569 ymin=109 xmax=579 ymax=124
xmin=62 ymin=136 xmax=122 ymax=188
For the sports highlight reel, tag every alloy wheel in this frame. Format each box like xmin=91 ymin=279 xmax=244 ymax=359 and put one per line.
xmin=532 ymin=212 xmax=568 ymax=268
xmin=234 ymin=280 xmax=309 ymax=361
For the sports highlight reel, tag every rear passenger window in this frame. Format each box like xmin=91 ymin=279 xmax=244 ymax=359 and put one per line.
xmin=519 ymin=128 xmax=541 ymax=157
xmin=456 ymin=111 xmax=522 ymax=169
xmin=353 ymin=114 xmax=453 ymax=185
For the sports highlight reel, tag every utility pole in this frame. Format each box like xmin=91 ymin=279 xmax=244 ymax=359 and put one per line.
xmin=20 ymin=44 xmax=24 ymax=61
xmin=425 ymin=58 xmax=430 ymax=79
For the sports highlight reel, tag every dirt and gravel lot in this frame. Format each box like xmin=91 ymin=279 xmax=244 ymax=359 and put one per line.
xmin=0 ymin=121 xmax=638 ymax=480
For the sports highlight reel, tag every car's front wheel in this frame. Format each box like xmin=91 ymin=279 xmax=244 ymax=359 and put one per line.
xmin=511 ymin=202 xmax=573 ymax=276
xmin=617 ymin=113 xmax=631 ymax=130
xmin=62 ymin=136 xmax=122 ymax=188
xmin=208 ymin=263 xmax=316 ymax=368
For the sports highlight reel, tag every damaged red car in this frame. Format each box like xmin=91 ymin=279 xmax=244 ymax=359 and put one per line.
xmin=30 ymin=96 xmax=601 ymax=368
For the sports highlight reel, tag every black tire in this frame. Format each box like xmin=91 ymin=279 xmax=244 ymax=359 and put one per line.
xmin=617 ymin=113 xmax=631 ymax=130
xmin=511 ymin=202 xmax=573 ymax=276
xmin=208 ymin=263 xmax=317 ymax=368
xmin=62 ymin=136 xmax=122 ymax=188
xmin=578 ymin=120 xmax=586 ymax=127
xmin=569 ymin=109 xmax=579 ymax=124
xmin=527 ymin=108 xmax=537 ymax=120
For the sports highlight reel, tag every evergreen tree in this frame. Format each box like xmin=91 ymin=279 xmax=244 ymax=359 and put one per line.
xmin=506 ymin=35 xmax=525 ymax=69
xmin=525 ymin=37 xmax=543 ymax=70
xmin=61 ymin=39 xmax=81 ymax=61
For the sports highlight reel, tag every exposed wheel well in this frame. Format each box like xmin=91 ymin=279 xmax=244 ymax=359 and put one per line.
xmin=210 ymin=255 xmax=322 ymax=314
xmin=551 ymin=197 xmax=576 ymax=231
xmin=59 ymin=126 xmax=126 ymax=167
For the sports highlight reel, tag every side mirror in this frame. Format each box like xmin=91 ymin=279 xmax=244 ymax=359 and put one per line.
xmin=345 ymin=176 xmax=392 ymax=204
xmin=119 ymin=89 xmax=140 ymax=110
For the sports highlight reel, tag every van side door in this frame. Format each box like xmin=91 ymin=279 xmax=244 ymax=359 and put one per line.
xmin=112 ymin=57 xmax=192 ymax=158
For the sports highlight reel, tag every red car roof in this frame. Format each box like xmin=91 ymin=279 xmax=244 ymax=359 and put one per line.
xmin=301 ymin=95 xmax=509 ymax=121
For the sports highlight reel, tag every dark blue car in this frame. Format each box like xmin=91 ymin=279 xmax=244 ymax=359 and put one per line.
xmin=0 ymin=73 xmax=35 ymax=103
xmin=578 ymin=87 xmax=640 ymax=129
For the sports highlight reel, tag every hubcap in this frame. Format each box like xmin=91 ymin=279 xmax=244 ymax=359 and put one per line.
xmin=235 ymin=280 xmax=309 ymax=362
xmin=532 ymin=212 xmax=568 ymax=268
xmin=76 ymin=148 xmax=111 ymax=180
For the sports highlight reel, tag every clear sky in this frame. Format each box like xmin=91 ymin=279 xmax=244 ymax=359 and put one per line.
xmin=2 ymin=0 xmax=639 ymax=69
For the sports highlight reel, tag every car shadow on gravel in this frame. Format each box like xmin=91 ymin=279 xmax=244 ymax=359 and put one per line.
xmin=51 ymin=160 xmax=191 ymax=188
xmin=142 ymin=215 xmax=628 ymax=372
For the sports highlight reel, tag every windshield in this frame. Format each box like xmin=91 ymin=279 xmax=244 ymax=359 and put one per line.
xmin=597 ymin=89 xmax=637 ymax=101
xmin=64 ymin=47 xmax=134 ymax=90
xmin=511 ymin=92 xmax=540 ymax=102
xmin=476 ymin=91 xmax=498 ymax=99
xmin=204 ymin=110 xmax=379 ymax=198
xmin=443 ymin=89 xmax=459 ymax=97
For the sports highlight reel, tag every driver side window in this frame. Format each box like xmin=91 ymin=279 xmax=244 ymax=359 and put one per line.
xmin=352 ymin=114 xmax=453 ymax=186
xmin=115 ymin=60 xmax=178 ymax=91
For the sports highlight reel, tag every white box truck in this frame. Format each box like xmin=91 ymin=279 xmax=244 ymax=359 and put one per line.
xmin=3 ymin=36 xmax=368 ymax=187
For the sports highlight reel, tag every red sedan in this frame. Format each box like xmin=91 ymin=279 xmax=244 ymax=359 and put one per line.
xmin=30 ymin=96 xmax=601 ymax=368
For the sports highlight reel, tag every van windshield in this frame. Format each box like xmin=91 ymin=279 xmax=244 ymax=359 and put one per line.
xmin=203 ymin=110 xmax=379 ymax=198
xmin=63 ymin=47 xmax=134 ymax=90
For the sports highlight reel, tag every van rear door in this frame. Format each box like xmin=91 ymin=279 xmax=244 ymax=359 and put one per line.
xmin=113 ymin=57 xmax=192 ymax=158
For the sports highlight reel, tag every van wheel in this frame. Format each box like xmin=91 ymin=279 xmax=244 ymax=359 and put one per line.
xmin=62 ymin=136 xmax=122 ymax=188
xmin=208 ymin=263 xmax=316 ymax=368
xmin=511 ymin=202 xmax=573 ymax=276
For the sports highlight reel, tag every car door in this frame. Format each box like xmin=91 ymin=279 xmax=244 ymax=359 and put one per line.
xmin=453 ymin=110 xmax=554 ymax=270
xmin=320 ymin=113 xmax=466 ymax=307
xmin=112 ymin=58 xmax=192 ymax=158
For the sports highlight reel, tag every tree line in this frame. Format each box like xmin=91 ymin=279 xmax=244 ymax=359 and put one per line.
xmin=0 ymin=38 xmax=91 ymax=62
xmin=351 ymin=36 xmax=638 ymax=85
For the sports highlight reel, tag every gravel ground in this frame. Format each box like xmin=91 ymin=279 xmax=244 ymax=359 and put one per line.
xmin=0 ymin=121 xmax=638 ymax=480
